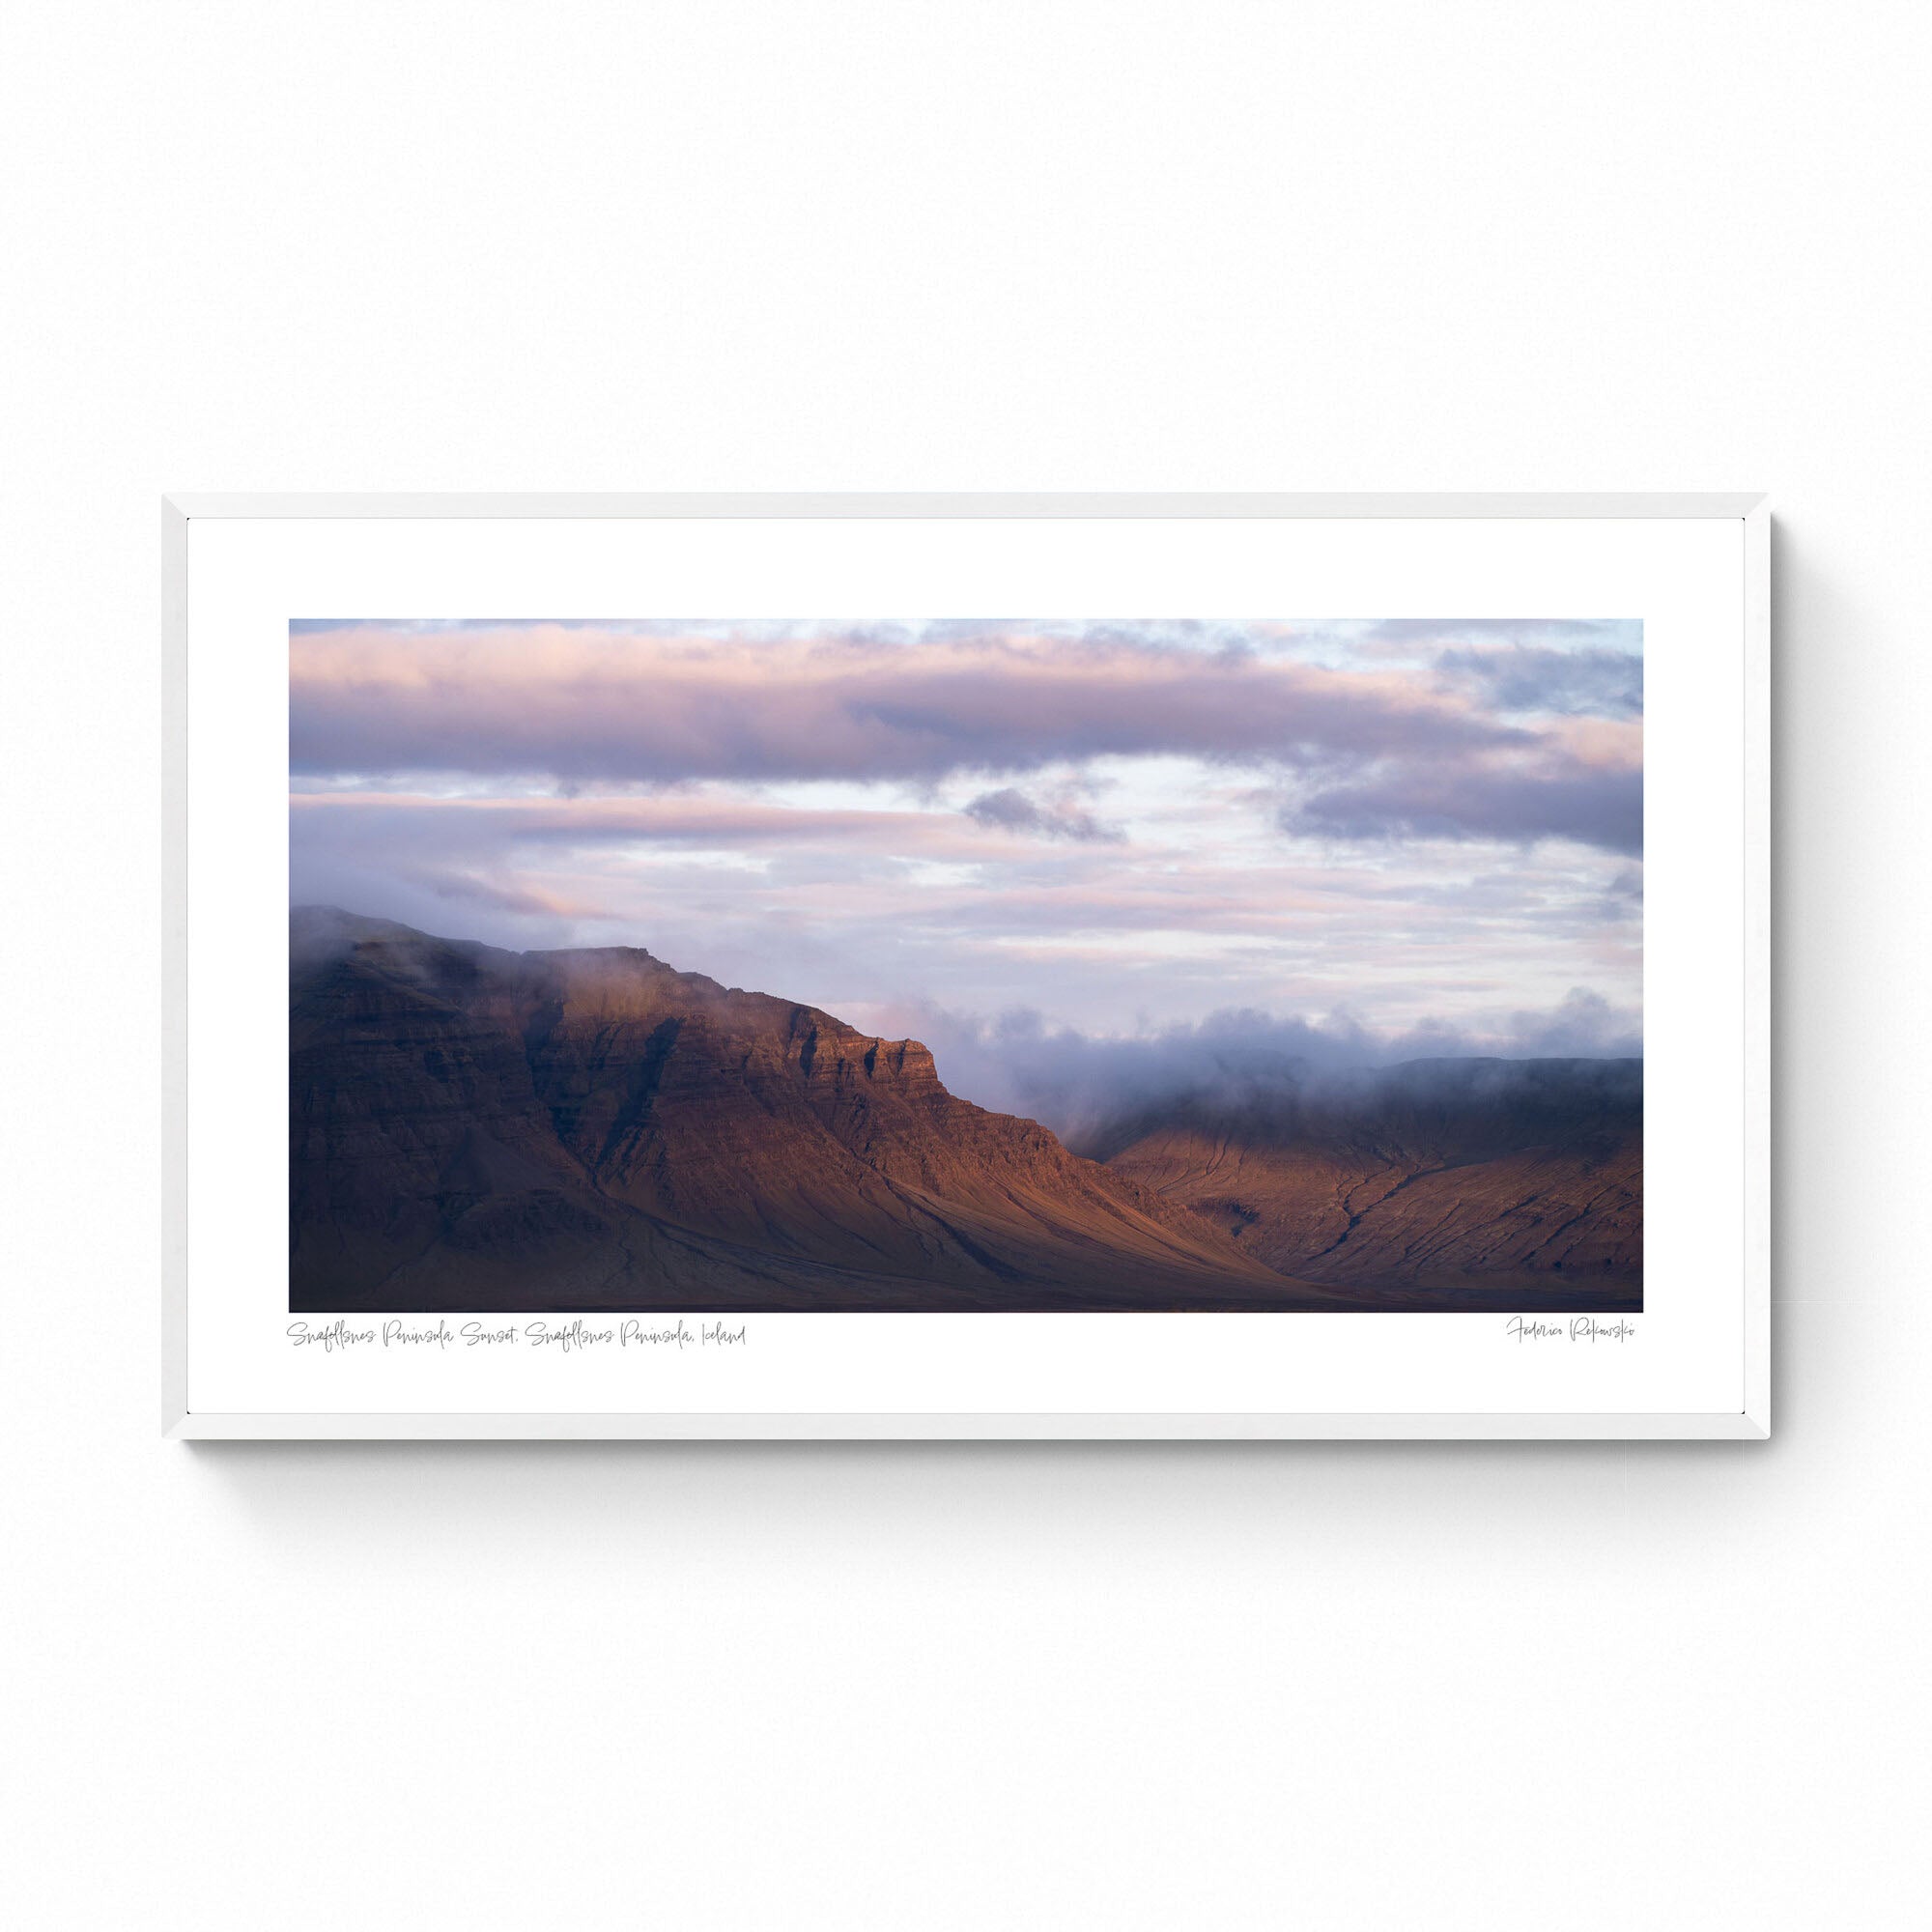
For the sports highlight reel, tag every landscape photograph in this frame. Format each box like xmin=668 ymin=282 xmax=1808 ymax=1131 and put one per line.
xmin=289 ymin=617 xmax=1642 ymax=1313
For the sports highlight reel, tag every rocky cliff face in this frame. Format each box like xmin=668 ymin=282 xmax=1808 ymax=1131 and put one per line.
xmin=1094 ymin=1059 xmax=1640 ymax=1308
xmin=289 ymin=909 xmax=1339 ymax=1312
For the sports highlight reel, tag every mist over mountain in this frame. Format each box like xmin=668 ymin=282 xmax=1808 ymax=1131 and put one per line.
xmin=289 ymin=910 xmax=1640 ymax=1313
xmin=289 ymin=909 xmax=1342 ymax=1312
xmin=895 ymin=997 xmax=1642 ymax=1155
xmin=1094 ymin=1056 xmax=1640 ymax=1295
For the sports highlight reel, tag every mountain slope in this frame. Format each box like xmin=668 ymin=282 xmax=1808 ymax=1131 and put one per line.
xmin=1094 ymin=1059 xmax=1640 ymax=1308
xmin=289 ymin=908 xmax=1350 ymax=1311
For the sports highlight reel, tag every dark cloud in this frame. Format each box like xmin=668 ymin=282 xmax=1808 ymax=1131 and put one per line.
xmin=1597 ymin=866 xmax=1644 ymax=921
xmin=1287 ymin=763 xmax=1641 ymax=857
xmin=288 ymin=622 xmax=1645 ymax=1039
xmin=1433 ymin=644 xmax=1642 ymax=718
xmin=963 ymin=788 xmax=1122 ymax=842
xmin=288 ymin=625 xmax=1526 ymax=787
xmin=914 ymin=992 xmax=1642 ymax=1150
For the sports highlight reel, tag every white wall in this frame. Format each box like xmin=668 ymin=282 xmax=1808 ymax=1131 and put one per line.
xmin=3 ymin=5 xmax=1923 ymax=1926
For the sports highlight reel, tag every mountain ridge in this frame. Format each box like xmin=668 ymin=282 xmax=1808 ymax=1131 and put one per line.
xmin=289 ymin=909 xmax=1638 ymax=1312
xmin=1093 ymin=1058 xmax=1640 ymax=1300
xmin=289 ymin=908 xmax=1357 ymax=1311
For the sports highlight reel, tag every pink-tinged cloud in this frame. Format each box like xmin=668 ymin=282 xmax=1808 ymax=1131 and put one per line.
xmin=287 ymin=620 xmax=1643 ymax=1038
xmin=291 ymin=790 xmax=1057 ymax=860
xmin=291 ymin=621 xmax=1643 ymax=855
xmin=290 ymin=624 xmax=1523 ymax=782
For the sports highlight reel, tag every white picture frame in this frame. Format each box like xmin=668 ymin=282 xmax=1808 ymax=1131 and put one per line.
xmin=162 ymin=494 xmax=1769 ymax=1440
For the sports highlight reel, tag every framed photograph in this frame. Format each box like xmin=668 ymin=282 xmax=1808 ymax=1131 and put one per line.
xmin=162 ymin=494 xmax=1769 ymax=1439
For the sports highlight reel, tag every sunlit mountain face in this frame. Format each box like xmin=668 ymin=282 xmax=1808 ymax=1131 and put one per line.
xmin=288 ymin=619 xmax=1640 ymax=1313
xmin=289 ymin=911 xmax=1638 ymax=1315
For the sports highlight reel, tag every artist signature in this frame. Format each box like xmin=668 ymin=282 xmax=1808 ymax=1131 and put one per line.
xmin=1505 ymin=1316 xmax=1637 ymax=1345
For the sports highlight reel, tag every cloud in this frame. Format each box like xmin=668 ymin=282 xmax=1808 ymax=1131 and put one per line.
xmin=289 ymin=790 xmax=1129 ymax=873
xmin=290 ymin=790 xmax=971 ymax=848
xmin=288 ymin=620 xmax=1644 ymax=1037
xmin=289 ymin=622 xmax=1527 ymax=788
xmin=1352 ymin=618 xmax=1639 ymax=652
xmin=903 ymin=992 xmax=1642 ymax=1150
xmin=291 ymin=621 xmax=1644 ymax=856
xmin=963 ymin=787 xmax=1122 ymax=842
xmin=1597 ymin=866 xmax=1644 ymax=922
xmin=1432 ymin=643 xmax=1642 ymax=718
xmin=1287 ymin=762 xmax=1642 ymax=856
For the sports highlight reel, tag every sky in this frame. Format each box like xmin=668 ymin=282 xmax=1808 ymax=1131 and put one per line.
xmin=289 ymin=617 xmax=1642 ymax=1107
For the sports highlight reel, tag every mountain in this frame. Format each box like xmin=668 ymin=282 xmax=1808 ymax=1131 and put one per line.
xmin=1091 ymin=1059 xmax=1641 ymax=1308
xmin=288 ymin=908 xmax=1355 ymax=1312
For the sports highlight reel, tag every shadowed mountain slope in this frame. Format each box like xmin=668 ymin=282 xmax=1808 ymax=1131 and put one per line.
xmin=1091 ymin=1058 xmax=1640 ymax=1307
xmin=289 ymin=909 xmax=1355 ymax=1312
